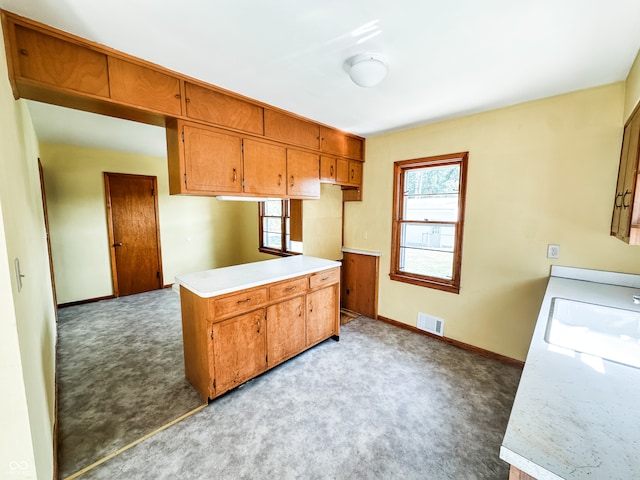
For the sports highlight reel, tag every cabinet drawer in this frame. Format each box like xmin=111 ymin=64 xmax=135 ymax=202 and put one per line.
xmin=310 ymin=268 xmax=340 ymax=289
xmin=269 ymin=277 xmax=308 ymax=301
xmin=214 ymin=288 xmax=267 ymax=319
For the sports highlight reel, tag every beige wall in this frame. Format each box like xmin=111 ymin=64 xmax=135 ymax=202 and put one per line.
xmin=40 ymin=143 xmax=253 ymax=304
xmin=0 ymin=26 xmax=56 ymax=480
xmin=624 ymin=49 xmax=640 ymax=121
xmin=344 ymin=82 xmax=640 ymax=361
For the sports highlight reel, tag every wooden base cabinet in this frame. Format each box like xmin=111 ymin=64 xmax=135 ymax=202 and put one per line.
xmin=179 ymin=266 xmax=340 ymax=401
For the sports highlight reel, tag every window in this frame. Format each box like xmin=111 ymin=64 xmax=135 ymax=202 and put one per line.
xmin=259 ymin=199 xmax=303 ymax=255
xmin=390 ymin=152 xmax=468 ymax=293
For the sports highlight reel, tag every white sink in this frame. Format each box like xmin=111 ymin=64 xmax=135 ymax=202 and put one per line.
xmin=545 ymin=297 xmax=640 ymax=369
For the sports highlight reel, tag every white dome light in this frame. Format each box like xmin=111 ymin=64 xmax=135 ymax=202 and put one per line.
xmin=348 ymin=53 xmax=387 ymax=88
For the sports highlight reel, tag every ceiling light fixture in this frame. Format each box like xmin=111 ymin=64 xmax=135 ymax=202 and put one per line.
xmin=348 ymin=53 xmax=387 ymax=88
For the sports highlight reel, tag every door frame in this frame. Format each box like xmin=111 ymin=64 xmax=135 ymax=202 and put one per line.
xmin=104 ymin=172 xmax=164 ymax=297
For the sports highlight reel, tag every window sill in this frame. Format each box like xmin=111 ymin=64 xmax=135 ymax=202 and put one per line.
xmin=258 ymin=248 xmax=301 ymax=257
xmin=389 ymin=272 xmax=460 ymax=294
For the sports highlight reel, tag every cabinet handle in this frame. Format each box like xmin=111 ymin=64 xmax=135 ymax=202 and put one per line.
xmin=236 ymin=298 xmax=251 ymax=304
xmin=19 ymin=48 xmax=28 ymax=56
xmin=174 ymin=93 xmax=181 ymax=99
xmin=330 ymin=165 xmax=334 ymax=176
xmin=290 ymin=175 xmax=295 ymax=187
xmin=113 ymin=242 xmax=123 ymax=247
xmin=298 ymin=306 xmax=302 ymax=317
xmin=321 ymin=276 xmax=329 ymax=281
xmin=278 ymin=174 xmax=282 ymax=186
xmin=615 ymin=193 xmax=623 ymax=208
xmin=623 ymin=189 xmax=631 ymax=209
xmin=185 ymin=98 xmax=190 ymax=103
xmin=285 ymin=285 xmax=297 ymax=291
xmin=351 ymin=169 xmax=355 ymax=180
xmin=309 ymin=301 xmax=313 ymax=313
xmin=233 ymin=168 xmax=237 ymax=182
xmin=257 ymin=319 xmax=261 ymax=333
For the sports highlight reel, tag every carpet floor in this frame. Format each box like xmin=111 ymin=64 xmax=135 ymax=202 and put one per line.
xmin=56 ymin=288 xmax=205 ymax=478
xmin=62 ymin=289 xmax=522 ymax=480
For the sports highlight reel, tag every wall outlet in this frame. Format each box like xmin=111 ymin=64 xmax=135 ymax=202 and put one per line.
xmin=547 ymin=244 xmax=560 ymax=259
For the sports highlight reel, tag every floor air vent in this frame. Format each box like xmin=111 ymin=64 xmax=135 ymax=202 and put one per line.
xmin=417 ymin=312 xmax=444 ymax=336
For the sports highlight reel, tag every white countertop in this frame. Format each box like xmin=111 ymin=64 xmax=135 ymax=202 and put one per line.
xmin=175 ymin=255 xmax=341 ymax=298
xmin=500 ymin=266 xmax=640 ymax=479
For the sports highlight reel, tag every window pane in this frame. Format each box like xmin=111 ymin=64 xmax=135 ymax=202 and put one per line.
xmin=399 ymin=223 xmax=455 ymax=279
xmin=265 ymin=217 xmax=282 ymax=233
xmin=264 ymin=233 xmax=282 ymax=249
xmin=264 ymin=200 xmax=282 ymax=217
xmin=403 ymin=165 xmax=460 ymax=221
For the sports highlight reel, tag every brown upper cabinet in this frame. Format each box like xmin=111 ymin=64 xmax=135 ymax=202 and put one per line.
xmin=167 ymin=119 xmax=320 ymax=199
xmin=264 ymin=109 xmax=320 ymax=150
xmin=12 ymin=23 xmax=109 ymax=97
xmin=185 ymin=82 xmax=263 ymax=135
xmin=2 ymin=10 xmax=365 ymax=200
xmin=611 ymin=107 xmax=640 ymax=244
xmin=243 ymin=138 xmax=287 ymax=196
xmin=287 ymin=149 xmax=321 ymax=199
xmin=108 ymin=57 xmax=182 ymax=115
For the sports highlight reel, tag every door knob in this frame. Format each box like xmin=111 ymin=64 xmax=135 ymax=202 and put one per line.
xmin=113 ymin=242 xmax=123 ymax=247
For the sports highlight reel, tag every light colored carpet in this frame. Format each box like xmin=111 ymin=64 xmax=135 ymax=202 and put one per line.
xmin=73 ymin=305 xmax=522 ymax=479
xmin=56 ymin=289 xmax=205 ymax=478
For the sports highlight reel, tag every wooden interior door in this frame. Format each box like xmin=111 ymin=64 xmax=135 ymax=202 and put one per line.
xmin=105 ymin=173 xmax=163 ymax=297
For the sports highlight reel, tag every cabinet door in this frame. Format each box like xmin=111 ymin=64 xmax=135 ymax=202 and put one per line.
xmin=320 ymin=126 xmax=345 ymax=156
xmin=182 ymin=124 xmax=243 ymax=193
xmin=345 ymin=136 xmax=364 ymax=160
xmin=243 ymin=139 xmax=287 ymax=196
xmin=287 ymin=149 xmax=320 ymax=198
xmin=347 ymin=161 xmax=363 ymax=187
xmin=336 ymin=158 xmax=349 ymax=185
xmin=614 ymin=117 xmax=640 ymax=241
xmin=306 ymin=285 xmax=338 ymax=346
xmin=264 ymin=110 xmax=320 ymax=150
xmin=108 ymin=57 xmax=182 ymax=115
xmin=14 ymin=25 xmax=109 ymax=96
xmin=185 ymin=82 xmax=263 ymax=135
xmin=267 ymin=296 xmax=305 ymax=366
xmin=320 ymin=156 xmax=337 ymax=183
xmin=212 ymin=309 xmax=266 ymax=395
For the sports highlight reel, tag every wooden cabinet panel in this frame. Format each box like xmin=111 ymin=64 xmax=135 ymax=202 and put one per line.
xmin=213 ymin=287 xmax=267 ymax=319
xmin=108 ymin=57 xmax=181 ymax=115
xmin=307 ymin=285 xmax=338 ymax=345
xmin=341 ymin=252 xmax=378 ymax=318
xmin=182 ymin=124 xmax=243 ymax=194
xmin=243 ymin=138 xmax=287 ymax=196
xmin=269 ymin=277 xmax=308 ymax=301
xmin=287 ymin=149 xmax=320 ymax=198
xmin=267 ymin=296 xmax=305 ymax=366
xmin=611 ymin=109 xmax=640 ymax=243
xmin=14 ymin=24 xmax=109 ymax=96
xmin=212 ymin=309 xmax=266 ymax=395
xmin=336 ymin=158 xmax=349 ymax=184
xmin=347 ymin=161 xmax=363 ymax=187
xmin=309 ymin=267 xmax=340 ymax=289
xmin=508 ymin=465 xmax=537 ymax=480
xmin=345 ymin=135 xmax=364 ymax=160
xmin=264 ymin=109 xmax=320 ymax=150
xmin=185 ymin=82 xmax=263 ymax=135
xmin=320 ymin=156 xmax=337 ymax=183
xmin=320 ymin=126 xmax=345 ymax=156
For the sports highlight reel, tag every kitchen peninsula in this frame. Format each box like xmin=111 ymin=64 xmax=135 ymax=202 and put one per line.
xmin=175 ymin=256 xmax=341 ymax=401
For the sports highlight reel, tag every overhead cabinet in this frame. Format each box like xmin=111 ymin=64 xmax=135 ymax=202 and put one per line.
xmin=611 ymin=106 xmax=640 ymax=244
xmin=167 ymin=119 xmax=320 ymax=198
xmin=2 ymin=10 xmax=365 ymax=200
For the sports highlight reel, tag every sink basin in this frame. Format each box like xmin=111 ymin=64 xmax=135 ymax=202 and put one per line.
xmin=545 ymin=297 xmax=640 ymax=369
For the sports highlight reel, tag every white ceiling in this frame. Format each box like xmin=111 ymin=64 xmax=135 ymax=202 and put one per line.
xmin=3 ymin=0 xmax=640 ymax=157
